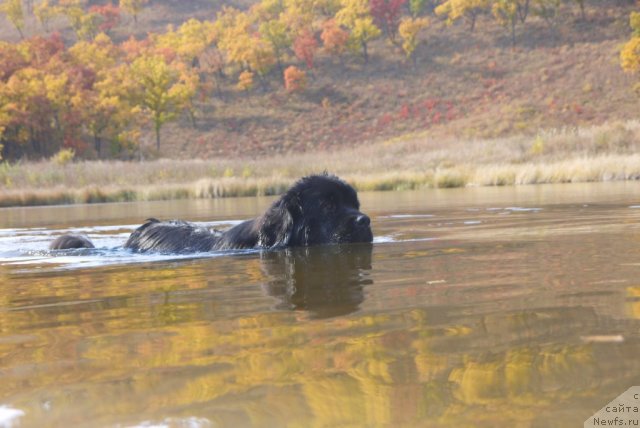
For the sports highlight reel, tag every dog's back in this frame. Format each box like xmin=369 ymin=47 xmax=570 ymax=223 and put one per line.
xmin=124 ymin=218 xmax=222 ymax=253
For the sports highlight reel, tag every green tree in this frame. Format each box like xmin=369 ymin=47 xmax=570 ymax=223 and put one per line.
xmin=259 ymin=18 xmax=291 ymax=75
xmin=128 ymin=54 xmax=198 ymax=152
xmin=409 ymin=0 xmax=427 ymax=17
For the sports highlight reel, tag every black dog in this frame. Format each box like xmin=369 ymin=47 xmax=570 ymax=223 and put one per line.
xmin=49 ymin=234 xmax=95 ymax=250
xmin=50 ymin=174 xmax=373 ymax=252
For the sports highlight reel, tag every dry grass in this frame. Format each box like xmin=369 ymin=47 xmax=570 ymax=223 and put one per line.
xmin=2 ymin=121 xmax=640 ymax=207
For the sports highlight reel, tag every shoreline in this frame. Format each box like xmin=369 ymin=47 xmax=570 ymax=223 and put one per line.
xmin=2 ymin=122 xmax=640 ymax=208
xmin=1 ymin=155 xmax=640 ymax=208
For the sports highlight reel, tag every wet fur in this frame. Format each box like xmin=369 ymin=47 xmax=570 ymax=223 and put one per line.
xmin=50 ymin=174 xmax=373 ymax=253
xmin=49 ymin=234 xmax=95 ymax=250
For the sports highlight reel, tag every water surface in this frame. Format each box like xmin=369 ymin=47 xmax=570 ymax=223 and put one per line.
xmin=1 ymin=182 xmax=640 ymax=427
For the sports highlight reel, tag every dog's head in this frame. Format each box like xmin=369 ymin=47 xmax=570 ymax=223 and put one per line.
xmin=257 ymin=174 xmax=373 ymax=248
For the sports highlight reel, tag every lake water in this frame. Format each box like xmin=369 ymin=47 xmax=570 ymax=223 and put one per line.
xmin=1 ymin=182 xmax=640 ymax=427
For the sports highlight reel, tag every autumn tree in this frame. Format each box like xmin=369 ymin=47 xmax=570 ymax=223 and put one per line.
xmin=0 ymin=41 xmax=27 ymax=80
xmin=0 ymin=34 xmax=77 ymax=158
xmin=369 ymin=0 xmax=406 ymax=44
xmin=1 ymin=67 xmax=68 ymax=156
xmin=335 ymin=0 xmax=381 ymax=63
xmin=128 ymin=54 xmax=198 ymax=152
xmin=284 ymin=65 xmax=306 ymax=92
xmin=34 ymin=0 xmax=63 ymax=33
xmin=68 ymin=33 xmax=134 ymax=156
xmin=621 ymin=12 xmax=640 ymax=78
xmin=154 ymin=19 xmax=216 ymax=65
xmin=278 ymin=0 xmax=315 ymax=36
xmin=259 ymin=18 xmax=291 ymax=75
xmin=321 ymin=19 xmax=349 ymax=57
xmin=492 ymin=0 xmax=524 ymax=46
xmin=216 ymin=8 xmax=276 ymax=87
xmin=237 ymin=70 xmax=254 ymax=92
xmin=0 ymin=0 xmax=25 ymax=39
xmin=572 ymin=0 xmax=585 ymax=21
xmin=435 ymin=0 xmax=490 ymax=32
xmin=409 ymin=0 xmax=427 ymax=17
xmin=293 ymin=29 xmax=319 ymax=69
xmin=89 ymin=3 xmax=121 ymax=34
xmin=532 ymin=0 xmax=560 ymax=27
xmin=59 ymin=0 xmax=102 ymax=40
xmin=119 ymin=0 xmax=147 ymax=24
xmin=120 ymin=35 xmax=151 ymax=62
xmin=216 ymin=8 xmax=253 ymax=68
xmin=398 ymin=16 xmax=428 ymax=63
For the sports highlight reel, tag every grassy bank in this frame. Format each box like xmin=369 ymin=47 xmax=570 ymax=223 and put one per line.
xmin=2 ymin=121 xmax=640 ymax=207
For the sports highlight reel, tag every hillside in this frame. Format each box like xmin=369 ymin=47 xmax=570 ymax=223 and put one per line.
xmin=1 ymin=1 xmax=639 ymax=160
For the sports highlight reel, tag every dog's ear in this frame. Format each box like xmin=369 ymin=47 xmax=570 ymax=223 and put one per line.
xmin=257 ymin=194 xmax=301 ymax=248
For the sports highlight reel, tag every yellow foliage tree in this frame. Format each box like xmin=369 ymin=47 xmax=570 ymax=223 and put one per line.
xmin=58 ymin=0 xmax=101 ymax=40
xmin=69 ymin=32 xmax=118 ymax=71
xmin=128 ymin=54 xmax=198 ymax=152
xmin=237 ymin=70 xmax=254 ymax=92
xmin=34 ymin=0 xmax=63 ymax=33
xmin=621 ymin=12 xmax=640 ymax=94
xmin=68 ymin=34 xmax=138 ymax=156
xmin=217 ymin=8 xmax=276 ymax=84
xmin=119 ymin=0 xmax=147 ymax=24
xmin=492 ymin=0 xmax=521 ymax=46
xmin=335 ymin=0 xmax=381 ymax=63
xmin=0 ymin=0 xmax=25 ymax=39
xmin=434 ymin=0 xmax=489 ymax=32
xmin=154 ymin=19 xmax=216 ymax=65
xmin=259 ymin=18 xmax=290 ymax=75
xmin=398 ymin=17 xmax=429 ymax=62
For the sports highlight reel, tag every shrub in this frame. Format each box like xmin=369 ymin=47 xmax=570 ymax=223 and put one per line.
xmin=52 ymin=148 xmax=76 ymax=165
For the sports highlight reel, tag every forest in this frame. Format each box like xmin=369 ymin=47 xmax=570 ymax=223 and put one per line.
xmin=0 ymin=0 xmax=639 ymax=162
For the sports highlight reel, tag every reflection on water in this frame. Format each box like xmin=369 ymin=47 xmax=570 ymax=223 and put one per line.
xmin=0 ymin=182 xmax=640 ymax=427
xmin=261 ymin=244 xmax=373 ymax=318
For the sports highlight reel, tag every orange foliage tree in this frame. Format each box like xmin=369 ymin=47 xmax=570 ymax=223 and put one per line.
xmin=321 ymin=19 xmax=349 ymax=57
xmin=284 ymin=65 xmax=307 ymax=92
xmin=293 ymin=30 xmax=319 ymax=69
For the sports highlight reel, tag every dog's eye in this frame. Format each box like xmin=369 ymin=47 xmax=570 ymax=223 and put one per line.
xmin=321 ymin=198 xmax=336 ymax=211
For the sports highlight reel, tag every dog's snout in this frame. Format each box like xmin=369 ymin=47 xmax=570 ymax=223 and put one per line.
xmin=355 ymin=214 xmax=370 ymax=227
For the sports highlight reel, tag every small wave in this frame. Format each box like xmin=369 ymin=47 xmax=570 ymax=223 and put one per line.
xmin=379 ymin=214 xmax=435 ymax=219
xmin=119 ymin=416 xmax=213 ymax=428
xmin=0 ymin=406 xmax=25 ymax=428
xmin=487 ymin=207 xmax=542 ymax=213
xmin=373 ymin=235 xmax=436 ymax=244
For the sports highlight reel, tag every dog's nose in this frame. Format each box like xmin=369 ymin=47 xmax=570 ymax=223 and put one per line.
xmin=355 ymin=214 xmax=370 ymax=227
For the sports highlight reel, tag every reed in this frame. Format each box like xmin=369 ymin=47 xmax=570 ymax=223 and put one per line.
xmin=2 ymin=121 xmax=640 ymax=207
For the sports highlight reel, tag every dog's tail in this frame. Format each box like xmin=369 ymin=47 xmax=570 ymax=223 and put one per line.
xmin=49 ymin=234 xmax=95 ymax=250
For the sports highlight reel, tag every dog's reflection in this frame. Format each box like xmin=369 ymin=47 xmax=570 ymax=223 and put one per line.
xmin=261 ymin=243 xmax=373 ymax=318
